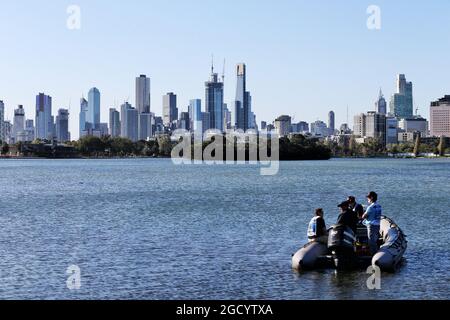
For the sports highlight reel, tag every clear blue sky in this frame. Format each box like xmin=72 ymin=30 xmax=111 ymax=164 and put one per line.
xmin=1 ymin=0 xmax=449 ymax=139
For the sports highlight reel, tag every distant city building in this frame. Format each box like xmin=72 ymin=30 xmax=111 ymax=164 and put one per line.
xmin=136 ymin=75 xmax=151 ymax=114
xmin=205 ymin=66 xmax=224 ymax=131
xmin=87 ymin=88 xmax=101 ymax=129
xmin=291 ymin=121 xmax=309 ymax=134
xmin=4 ymin=121 xmax=12 ymax=144
xmin=35 ymin=93 xmax=53 ymax=140
xmin=99 ymin=123 xmax=109 ymax=137
xmin=354 ymin=111 xmax=386 ymax=144
xmin=328 ymin=111 xmax=335 ymax=133
xmin=376 ymin=89 xmax=387 ymax=115
xmin=13 ymin=105 xmax=25 ymax=143
xmin=0 ymin=100 xmax=4 ymax=142
xmin=398 ymin=117 xmax=428 ymax=137
xmin=121 ymin=102 xmax=138 ymax=142
xmin=430 ymin=95 xmax=450 ymax=137
xmin=260 ymin=121 xmax=267 ymax=131
xmin=189 ymin=99 xmax=202 ymax=133
xmin=340 ymin=123 xmax=352 ymax=134
xmin=274 ymin=115 xmax=292 ymax=137
xmin=234 ymin=63 xmax=252 ymax=131
xmin=109 ymin=108 xmax=121 ymax=137
xmin=138 ymin=113 xmax=153 ymax=141
xmin=390 ymin=74 xmax=413 ymax=118
xmin=223 ymin=103 xmax=232 ymax=130
xmin=163 ymin=92 xmax=178 ymax=127
xmin=386 ymin=117 xmax=398 ymax=145
xmin=56 ymin=109 xmax=70 ymax=142
xmin=25 ymin=119 xmax=35 ymax=142
xmin=398 ymin=131 xmax=419 ymax=143
xmin=201 ymin=112 xmax=211 ymax=133
xmin=179 ymin=112 xmax=190 ymax=131
xmin=310 ymin=120 xmax=329 ymax=137
xmin=79 ymin=97 xmax=88 ymax=138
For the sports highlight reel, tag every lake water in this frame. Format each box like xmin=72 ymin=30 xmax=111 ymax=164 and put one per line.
xmin=0 ymin=158 xmax=449 ymax=300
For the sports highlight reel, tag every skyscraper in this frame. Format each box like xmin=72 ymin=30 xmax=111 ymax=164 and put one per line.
xmin=121 ymin=102 xmax=138 ymax=142
xmin=87 ymin=88 xmax=101 ymax=129
xmin=390 ymin=74 xmax=413 ymax=118
xmin=56 ymin=109 xmax=70 ymax=142
xmin=163 ymin=92 xmax=178 ymax=127
xmin=234 ymin=63 xmax=252 ymax=131
xmin=136 ymin=75 xmax=151 ymax=114
xmin=189 ymin=99 xmax=202 ymax=133
xmin=223 ymin=103 xmax=232 ymax=130
xmin=35 ymin=93 xmax=53 ymax=140
xmin=25 ymin=119 xmax=35 ymax=142
xmin=0 ymin=100 xmax=5 ymax=142
xmin=109 ymin=108 xmax=121 ymax=137
xmin=205 ymin=66 xmax=224 ymax=131
xmin=79 ymin=97 xmax=88 ymax=137
xmin=328 ymin=111 xmax=335 ymax=133
xmin=354 ymin=111 xmax=387 ymax=144
xmin=430 ymin=95 xmax=450 ymax=137
xmin=375 ymin=89 xmax=387 ymax=115
xmin=138 ymin=113 xmax=153 ymax=141
xmin=13 ymin=105 xmax=25 ymax=143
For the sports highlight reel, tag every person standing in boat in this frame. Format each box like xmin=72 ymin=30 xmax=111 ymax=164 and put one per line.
xmin=336 ymin=201 xmax=358 ymax=234
xmin=307 ymin=209 xmax=328 ymax=244
xmin=362 ymin=191 xmax=382 ymax=256
xmin=347 ymin=196 xmax=364 ymax=219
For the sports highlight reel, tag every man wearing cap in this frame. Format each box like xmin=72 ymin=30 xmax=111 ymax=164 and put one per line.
xmin=362 ymin=191 xmax=382 ymax=255
xmin=336 ymin=201 xmax=358 ymax=234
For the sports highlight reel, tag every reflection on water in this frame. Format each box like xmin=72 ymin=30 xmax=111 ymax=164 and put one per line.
xmin=0 ymin=158 xmax=449 ymax=299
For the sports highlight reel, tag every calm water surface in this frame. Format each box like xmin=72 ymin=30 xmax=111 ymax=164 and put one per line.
xmin=0 ymin=158 xmax=449 ymax=300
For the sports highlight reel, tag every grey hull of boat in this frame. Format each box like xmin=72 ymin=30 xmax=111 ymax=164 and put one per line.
xmin=292 ymin=216 xmax=407 ymax=272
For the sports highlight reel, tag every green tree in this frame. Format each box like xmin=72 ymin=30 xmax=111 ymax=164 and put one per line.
xmin=1 ymin=142 xmax=9 ymax=155
xmin=413 ymin=136 xmax=421 ymax=157
xmin=438 ymin=136 xmax=446 ymax=157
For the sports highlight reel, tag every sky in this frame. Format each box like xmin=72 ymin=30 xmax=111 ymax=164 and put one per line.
xmin=1 ymin=0 xmax=449 ymax=139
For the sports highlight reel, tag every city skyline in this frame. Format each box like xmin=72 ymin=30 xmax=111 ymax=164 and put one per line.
xmin=1 ymin=1 xmax=450 ymax=139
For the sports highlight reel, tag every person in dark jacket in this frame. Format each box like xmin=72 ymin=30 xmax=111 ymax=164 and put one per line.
xmin=348 ymin=196 xmax=364 ymax=219
xmin=336 ymin=201 xmax=358 ymax=234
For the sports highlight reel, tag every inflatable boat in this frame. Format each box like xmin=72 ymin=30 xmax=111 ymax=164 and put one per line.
xmin=292 ymin=216 xmax=407 ymax=272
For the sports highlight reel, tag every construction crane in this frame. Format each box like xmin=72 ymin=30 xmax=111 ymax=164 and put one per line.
xmin=222 ymin=59 xmax=226 ymax=84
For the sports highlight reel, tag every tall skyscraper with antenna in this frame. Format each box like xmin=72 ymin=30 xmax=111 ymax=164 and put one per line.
xmin=376 ymin=89 xmax=387 ymax=115
xmin=205 ymin=61 xmax=224 ymax=131
xmin=234 ymin=63 xmax=252 ymax=131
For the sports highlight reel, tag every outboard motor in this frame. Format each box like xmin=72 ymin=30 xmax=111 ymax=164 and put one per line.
xmin=328 ymin=225 xmax=356 ymax=270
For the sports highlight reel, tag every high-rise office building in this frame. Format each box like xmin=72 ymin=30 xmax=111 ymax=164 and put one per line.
xmin=138 ymin=113 xmax=153 ymax=141
xmin=386 ymin=117 xmax=398 ymax=145
xmin=25 ymin=119 xmax=35 ymax=142
xmin=311 ymin=120 xmax=329 ymax=137
xmin=79 ymin=98 xmax=88 ymax=138
xmin=87 ymin=88 xmax=101 ymax=129
xmin=430 ymin=95 xmax=450 ymax=137
xmin=274 ymin=115 xmax=292 ymax=137
xmin=0 ymin=100 xmax=4 ymax=142
xmin=234 ymin=63 xmax=252 ymax=131
xmin=205 ymin=66 xmax=224 ymax=131
xmin=189 ymin=99 xmax=202 ymax=133
xmin=390 ymin=74 xmax=413 ymax=118
xmin=328 ymin=111 xmax=335 ymax=133
xmin=376 ymin=90 xmax=387 ymax=115
xmin=13 ymin=105 xmax=25 ymax=143
xmin=56 ymin=109 xmax=70 ymax=142
xmin=136 ymin=75 xmax=151 ymax=114
xmin=179 ymin=112 xmax=190 ymax=131
xmin=109 ymin=108 xmax=121 ymax=137
xmin=223 ymin=103 xmax=232 ymax=130
xmin=201 ymin=112 xmax=210 ymax=133
xmin=35 ymin=93 xmax=53 ymax=140
xmin=4 ymin=121 xmax=12 ymax=144
xmin=163 ymin=92 xmax=178 ymax=127
xmin=121 ymin=102 xmax=138 ymax=142
xmin=354 ymin=111 xmax=387 ymax=144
